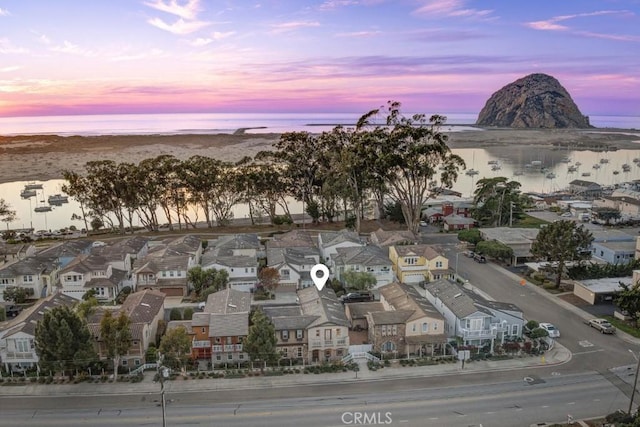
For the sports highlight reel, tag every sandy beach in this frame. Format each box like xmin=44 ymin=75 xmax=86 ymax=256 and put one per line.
xmin=0 ymin=128 xmax=638 ymax=185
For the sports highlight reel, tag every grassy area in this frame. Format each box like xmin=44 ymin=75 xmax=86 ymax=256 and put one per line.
xmin=603 ymin=315 xmax=640 ymax=338
xmin=514 ymin=214 xmax=550 ymax=228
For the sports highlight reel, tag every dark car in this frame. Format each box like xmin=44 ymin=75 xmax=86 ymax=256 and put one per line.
xmin=340 ymin=292 xmax=374 ymax=303
xmin=473 ymin=254 xmax=486 ymax=263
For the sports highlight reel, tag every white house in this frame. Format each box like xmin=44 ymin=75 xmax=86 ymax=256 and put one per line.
xmin=201 ymin=234 xmax=262 ymax=292
xmin=267 ymin=247 xmax=320 ymax=291
xmin=332 ymin=246 xmax=394 ymax=288
xmin=424 ymin=279 xmax=524 ymax=351
xmin=0 ymin=256 xmax=60 ymax=302
xmin=318 ymin=230 xmax=363 ymax=263
xmin=58 ymin=254 xmax=128 ymax=301
xmin=0 ymin=293 xmax=76 ymax=372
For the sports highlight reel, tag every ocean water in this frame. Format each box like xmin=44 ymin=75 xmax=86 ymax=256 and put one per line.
xmin=0 ymin=112 xmax=638 ymax=136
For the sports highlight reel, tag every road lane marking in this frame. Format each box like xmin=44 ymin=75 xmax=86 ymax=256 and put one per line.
xmin=572 ymin=349 xmax=604 ymax=355
xmin=567 ymin=402 xmax=576 ymax=405
xmin=593 ymin=399 xmax=601 ymax=402
xmin=541 ymin=405 xmax=549 ymax=408
xmin=399 ymin=420 xmax=409 ymax=423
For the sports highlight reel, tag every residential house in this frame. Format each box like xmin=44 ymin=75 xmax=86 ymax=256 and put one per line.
xmin=263 ymin=305 xmax=318 ymax=363
xmin=93 ymin=236 xmax=150 ymax=274
xmin=344 ymin=301 xmax=384 ymax=331
xmin=0 ymin=293 xmax=76 ymax=372
xmin=318 ymin=230 xmax=363 ymax=264
xmin=160 ymin=235 xmax=203 ymax=265
xmin=369 ymin=229 xmax=419 ymax=247
xmin=298 ymin=286 xmax=350 ymax=363
xmin=424 ymin=279 xmax=524 ymax=351
xmin=202 ymin=234 xmax=262 ymax=292
xmin=133 ymin=254 xmax=191 ymax=297
xmin=0 ymin=242 xmax=36 ymax=265
xmin=594 ymin=195 xmax=640 ymax=220
xmin=36 ymin=239 xmax=94 ymax=269
xmin=58 ymin=254 xmax=128 ymax=302
xmin=591 ymin=240 xmax=636 ymax=265
xmin=332 ymin=246 xmax=394 ymax=288
xmin=190 ymin=288 xmax=250 ymax=364
xmin=87 ymin=289 xmax=165 ymax=368
xmin=389 ymin=244 xmax=451 ymax=284
xmin=479 ymin=227 xmax=541 ymax=266
xmin=443 ymin=214 xmax=476 ymax=231
xmin=569 ymin=180 xmax=602 ymax=197
xmin=371 ymin=282 xmax=447 ymax=357
xmin=267 ymin=247 xmax=320 ymax=291
xmin=0 ymin=256 xmax=60 ymax=301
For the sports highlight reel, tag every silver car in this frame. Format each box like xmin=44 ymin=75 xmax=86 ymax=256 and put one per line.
xmin=539 ymin=322 xmax=560 ymax=338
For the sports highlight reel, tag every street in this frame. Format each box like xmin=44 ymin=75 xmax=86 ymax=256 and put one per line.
xmin=0 ymin=372 xmax=628 ymax=426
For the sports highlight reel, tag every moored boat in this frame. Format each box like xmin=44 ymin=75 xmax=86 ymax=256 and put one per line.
xmin=20 ymin=189 xmax=37 ymax=198
xmin=48 ymin=194 xmax=69 ymax=204
xmin=34 ymin=206 xmax=52 ymax=213
xmin=24 ymin=182 xmax=43 ymax=190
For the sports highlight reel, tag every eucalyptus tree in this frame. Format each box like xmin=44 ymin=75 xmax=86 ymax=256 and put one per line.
xmin=62 ymin=171 xmax=91 ymax=232
xmin=530 ymin=220 xmax=594 ymax=288
xmin=180 ymin=155 xmax=218 ymax=228
xmin=473 ymin=177 xmax=523 ymax=226
xmin=0 ymin=198 xmax=17 ymax=228
xmin=236 ymin=157 xmax=291 ymax=225
xmin=147 ymin=155 xmax=182 ymax=231
xmin=376 ymin=102 xmax=465 ymax=234
xmin=134 ymin=157 xmax=163 ymax=231
xmin=82 ymin=160 xmax=129 ymax=233
xmin=207 ymin=160 xmax=243 ymax=226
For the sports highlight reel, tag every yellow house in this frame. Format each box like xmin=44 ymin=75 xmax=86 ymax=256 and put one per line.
xmin=389 ymin=245 xmax=450 ymax=284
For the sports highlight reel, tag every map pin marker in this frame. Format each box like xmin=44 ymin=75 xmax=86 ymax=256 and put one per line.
xmin=311 ymin=264 xmax=330 ymax=291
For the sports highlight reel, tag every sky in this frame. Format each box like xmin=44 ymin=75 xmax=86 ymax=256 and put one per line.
xmin=0 ymin=0 xmax=639 ymax=117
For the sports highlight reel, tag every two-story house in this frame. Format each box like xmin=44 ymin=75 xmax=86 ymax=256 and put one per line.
xmin=318 ymin=230 xmax=363 ymax=264
xmin=58 ymin=254 xmax=128 ymax=302
xmin=389 ymin=244 xmax=451 ymax=284
xmin=190 ymin=288 xmax=250 ymax=364
xmin=369 ymin=229 xmax=419 ymax=248
xmin=133 ymin=254 xmax=191 ymax=297
xmin=92 ymin=236 xmax=150 ymax=274
xmin=0 ymin=256 xmax=60 ymax=302
xmin=37 ymin=239 xmax=94 ymax=269
xmin=424 ymin=279 xmax=524 ymax=351
xmin=262 ymin=305 xmax=318 ymax=364
xmin=160 ymin=235 xmax=203 ymax=265
xmin=0 ymin=242 xmax=36 ymax=266
xmin=267 ymin=247 xmax=320 ymax=291
xmin=298 ymin=286 xmax=350 ymax=363
xmin=372 ymin=282 xmax=447 ymax=357
xmin=0 ymin=293 xmax=76 ymax=372
xmin=202 ymin=234 xmax=262 ymax=292
xmin=87 ymin=289 xmax=165 ymax=368
xmin=332 ymin=246 xmax=394 ymax=288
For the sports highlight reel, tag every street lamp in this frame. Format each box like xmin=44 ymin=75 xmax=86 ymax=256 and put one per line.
xmin=629 ymin=349 xmax=640 ymax=415
xmin=157 ymin=355 xmax=169 ymax=427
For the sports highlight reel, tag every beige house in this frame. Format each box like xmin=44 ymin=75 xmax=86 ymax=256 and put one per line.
xmin=389 ymin=245 xmax=451 ymax=284
xmin=263 ymin=305 xmax=318 ymax=364
xmin=298 ymin=286 xmax=350 ymax=363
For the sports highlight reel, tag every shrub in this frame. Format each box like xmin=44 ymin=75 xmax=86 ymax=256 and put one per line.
xmin=169 ymin=308 xmax=182 ymax=321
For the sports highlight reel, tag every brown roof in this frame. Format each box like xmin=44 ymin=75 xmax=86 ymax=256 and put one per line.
xmin=378 ymin=282 xmax=443 ymax=322
xmin=370 ymin=229 xmax=418 ymax=247
xmin=120 ymin=289 xmax=165 ymax=324
xmin=204 ymin=288 xmax=251 ymax=314
xmin=368 ymin=310 xmax=414 ymax=325
xmin=345 ymin=302 xmax=384 ymax=320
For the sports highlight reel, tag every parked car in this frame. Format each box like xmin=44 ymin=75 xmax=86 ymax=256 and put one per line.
xmin=340 ymin=292 xmax=374 ymax=304
xmin=539 ymin=322 xmax=560 ymax=338
xmin=560 ymin=212 xmax=573 ymax=218
xmin=585 ymin=318 xmax=616 ymax=334
xmin=419 ymin=221 xmax=427 ymax=227
xmin=464 ymin=250 xmax=475 ymax=258
xmin=473 ymin=253 xmax=486 ymax=263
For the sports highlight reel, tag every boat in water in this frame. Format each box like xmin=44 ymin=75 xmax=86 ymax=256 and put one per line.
xmin=20 ymin=189 xmax=37 ymax=198
xmin=575 ymin=161 xmax=582 ymax=166
xmin=568 ymin=165 xmax=578 ymax=172
xmin=24 ymin=182 xmax=43 ymax=190
xmin=613 ymin=170 xmax=620 ymax=175
xmin=465 ymin=169 xmax=479 ymax=176
xmin=582 ymin=172 xmax=591 ymax=177
xmin=48 ymin=194 xmax=69 ymax=204
xmin=560 ymin=157 xmax=571 ymax=163
xmin=593 ymin=164 xmax=601 ymax=169
xmin=546 ymin=173 xmax=556 ymax=179
xmin=600 ymin=158 xmax=609 ymax=164
xmin=622 ymin=164 xmax=631 ymax=172
xmin=513 ymin=170 xmax=524 ymax=176
xmin=34 ymin=206 xmax=52 ymax=213
xmin=491 ymin=164 xmax=501 ymax=171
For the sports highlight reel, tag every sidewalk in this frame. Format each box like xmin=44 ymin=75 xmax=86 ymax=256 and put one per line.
xmin=0 ymin=343 xmax=571 ymax=397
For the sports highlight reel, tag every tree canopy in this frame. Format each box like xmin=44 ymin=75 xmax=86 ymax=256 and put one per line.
xmin=530 ymin=220 xmax=594 ymax=288
xmin=100 ymin=310 xmax=132 ymax=380
xmin=159 ymin=326 xmax=192 ymax=372
xmin=342 ymin=270 xmax=377 ymax=291
xmin=615 ymin=282 xmax=640 ymax=324
xmin=0 ymin=198 xmax=17 ymax=226
xmin=472 ymin=177 xmax=526 ymax=227
xmin=34 ymin=305 xmax=97 ymax=373
xmin=244 ymin=309 xmax=278 ymax=372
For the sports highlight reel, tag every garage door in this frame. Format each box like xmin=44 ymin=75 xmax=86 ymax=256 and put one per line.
xmin=161 ymin=287 xmax=185 ymax=297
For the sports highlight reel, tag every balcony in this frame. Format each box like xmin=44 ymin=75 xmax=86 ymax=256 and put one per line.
xmin=4 ymin=351 xmax=35 ymax=360
xmin=192 ymin=340 xmax=210 ymax=349
xmin=460 ymin=328 xmax=496 ymax=339
xmin=223 ymin=345 xmax=235 ymax=352
xmin=336 ymin=338 xmax=347 ymax=346
xmin=234 ymin=344 xmax=243 ymax=352
xmin=310 ymin=340 xmax=322 ymax=349
xmin=212 ymin=345 xmax=223 ymax=352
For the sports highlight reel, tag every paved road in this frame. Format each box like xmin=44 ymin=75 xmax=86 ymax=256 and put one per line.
xmin=0 ymin=372 xmax=628 ymax=426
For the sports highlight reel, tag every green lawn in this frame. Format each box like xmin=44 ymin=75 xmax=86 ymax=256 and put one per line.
xmin=603 ymin=315 xmax=640 ymax=338
xmin=514 ymin=214 xmax=550 ymax=228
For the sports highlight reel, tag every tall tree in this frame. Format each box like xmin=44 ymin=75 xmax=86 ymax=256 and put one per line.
xmin=187 ymin=265 xmax=217 ymax=297
xmin=100 ymin=310 xmax=132 ymax=380
xmin=257 ymin=267 xmax=280 ymax=292
xmin=530 ymin=220 xmax=594 ymax=288
xmin=342 ymin=270 xmax=377 ymax=291
xmin=376 ymin=102 xmax=465 ymax=234
xmin=34 ymin=305 xmax=96 ymax=374
xmin=615 ymin=282 xmax=640 ymax=325
xmin=0 ymin=198 xmax=17 ymax=228
xmin=62 ymin=171 xmax=91 ymax=233
xmin=159 ymin=325 xmax=192 ymax=372
xmin=473 ymin=177 xmax=524 ymax=226
xmin=244 ymin=309 xmax=278 ymax=373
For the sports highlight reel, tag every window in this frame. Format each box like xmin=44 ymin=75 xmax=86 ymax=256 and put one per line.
xmin=162 ymin=271 xmax=167 ymax=277
xmin=316 ymin=330 xmax=320 ymax=337
xmin=133 ymin=341 xmax=139 ymax=346
xmin=216 ymin=354 xmax=221 ymax=361
xmin=405 ymin=257 xmax=417 ymax=265
xmin=169 ymin=271 xmax=175 ymax=277
xmin=122 ymin=359 xmax=128 ymax=366
xmin=23 ymin=275 xmax=34 ymax=282
xmin=336 ymin=349 xmax=343 ymax=357
xmin=297 ymin=347 xmax=303 ymax=358
xmin=422 ymin=322 xmax=428 ymax=332
xmin=282 ymin=269 xmax=290 ymax=278
xmin=134 ymin=359 xmax=141 ymax=366
xmin=412 ymin=324 xmax=416 ymax=332
xmin=324 ymin=329 xmax=332 ymax=340
xmin=282 ymin=330 xmax=289 ymax=340
xmin=382 ymin=341 xmax=396 ymax=352
xmin=391 ymin=325 xmax=397 ymax=336
xmin=227 ymin=353 xmax=233 ymax=360
xmin=15 ymin=339 xmax=30 ymax=353
xmin=381 ymin=325 xmax=387 ymax=336
xmin=336 ymin=329 xmax=341 ymax=337
xmin=296 ymin=330 xmax=303 ymax=339
xmin=202 ymin=327 xmax=206 ymax=333
xmin=512 ymin=325 xmax=519 ymax=336
xmin=245 ymin=268 xmax=248 ymax=273
xmin=226 ymin=337 xmax=232 ymax=344
xmin=433 ymin=322 xmax=438 ymax=331
xmin=239 ymin=354 xmax=244 ymax=360
xmin=0 ymin=278 xmax=14 ymax=285
xmin=435 ymin=261 xmax=443 ymax=268
xmin=215 ymin=337 xmax=221 ymax=343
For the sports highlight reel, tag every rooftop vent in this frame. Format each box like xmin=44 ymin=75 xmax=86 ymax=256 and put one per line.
xmin=141 ymin=303 xmax=150 ymax=307
xmin=228 ymin=304 xmax=237 ymax=308
xmin=454 ymin=293 xmax=462 ymax=298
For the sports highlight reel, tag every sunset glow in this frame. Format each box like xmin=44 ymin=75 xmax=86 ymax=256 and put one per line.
xmin=0 ymin=0 xmax=638 ymax=117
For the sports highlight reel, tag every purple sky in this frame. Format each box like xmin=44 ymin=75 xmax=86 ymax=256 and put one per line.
xmin=0 ymin=0 xmax=638 ymax=117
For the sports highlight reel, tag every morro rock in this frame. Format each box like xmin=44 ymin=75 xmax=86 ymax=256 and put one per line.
xmin=476 ymin=73 xmax=591 ymax=128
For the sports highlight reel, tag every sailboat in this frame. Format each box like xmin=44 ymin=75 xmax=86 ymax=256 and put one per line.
xmin=465 ymin=152 xmax=479 ymax=176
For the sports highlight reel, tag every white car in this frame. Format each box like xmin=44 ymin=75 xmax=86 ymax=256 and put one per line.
xmin=539 ymin=322 xmax=560 ymax=338
xmin=560 ymin=212 xmax=573 ymax=218
xmin=419 ymin=221 xmax=427 ymax=227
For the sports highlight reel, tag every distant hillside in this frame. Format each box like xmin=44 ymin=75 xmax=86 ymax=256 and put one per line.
xmin=476 ymin=73 xmax=591 ymax=128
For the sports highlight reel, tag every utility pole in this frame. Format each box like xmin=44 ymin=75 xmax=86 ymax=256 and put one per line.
xmin=509 ymin=202 xmax=515 ymax=227
xmin=629 ymin=349 xmax=640 ymax=415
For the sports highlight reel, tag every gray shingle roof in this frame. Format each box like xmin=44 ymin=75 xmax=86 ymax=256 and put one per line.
xmin=210 ymin=312 xmax=248 ymax=337
xmin=204 ymin=288 xmax=251 ymax=314
xmin=298 ymin=286 xmax=349 ymax=327
xmin=37 ymin=240 xmax=93 ymax=258
xmin=378 ymin=282 xmax=443 ymax=322
xmin=369 ymin=228 xmax=418 ymax=247
xmin=266 ymin=230 xmax=316 ymax=249
xmin=369 ymin=310 xmax=414 ymax=325
xmin=333 ymin=246 xmax=392 ymax=268
xmin=262 ymin=305 xmax=319 ymax=331
xmin=319 ymin=230 xmax=362 ymax=249
xmin=0 ymin=293 xmax=76 ymax=338
xmin=120 ymin=289 xmax=165 ymax=324
xmin=424 ymin=279 xmax=491 ymax=319
xmin=392 ymin=244 xmax=441 ymax=260
xmin=0 ymin=256 xmax=59 ymax=278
